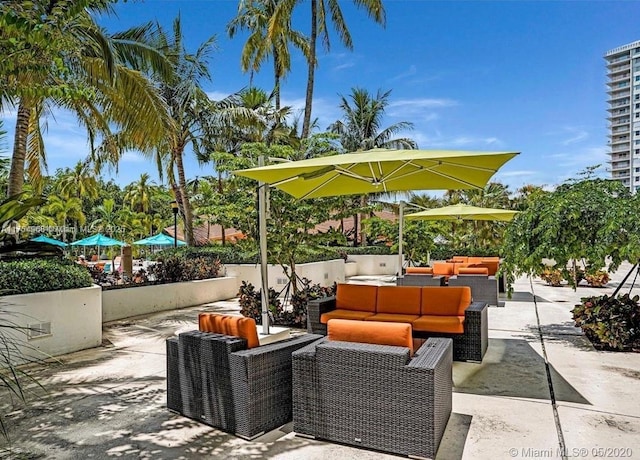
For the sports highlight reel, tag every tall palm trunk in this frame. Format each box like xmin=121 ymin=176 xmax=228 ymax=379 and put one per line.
xmin=173 ymin=147 xmax=195 ymax=246
xmin=217 ymin=170 xmax=226 ymax=246
xmin=273 ymin=48 xmax=281 ymax=111
xmin=301 ymin=0 xmax=317 ymax=138
xmin=8 ymin=100 xmax=32 ymax=196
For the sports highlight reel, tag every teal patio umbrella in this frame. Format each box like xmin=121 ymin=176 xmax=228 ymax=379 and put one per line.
xmin=133 ymin=233 xmax=186 ymax=246
xmin=71 ymin=233 xmax=126 ymax=261
xmin=30 ymin=235 xmax=68 ymax=248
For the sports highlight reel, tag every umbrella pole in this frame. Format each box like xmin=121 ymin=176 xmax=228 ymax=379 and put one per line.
xmin=258 ymin=156 xmax=270 ymax=335
xmin=398 ymin=201 xmax=405 ymax=276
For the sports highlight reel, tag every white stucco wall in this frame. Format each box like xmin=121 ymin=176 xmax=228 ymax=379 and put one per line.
xmin=2 ymin=285 xmax=102 ymax=362
xmin=102 ymin=276 xmax=238 ymax=322
xmin=346 ymin=255 xmax=399 ymax=275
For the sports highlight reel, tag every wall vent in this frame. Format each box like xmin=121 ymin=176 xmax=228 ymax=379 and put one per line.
xmin=28 ymin=322 xmax=51 ymax=340
xmin=379 ymin=263 xmax=386 ymax=267
xmin=276 ymin=278 xmax=288 ymax=285
xmin=324 ymin=273 xmax=329 ymax=280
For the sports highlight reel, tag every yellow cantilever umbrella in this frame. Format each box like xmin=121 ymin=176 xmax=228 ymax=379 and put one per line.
xmin=234 ymin=148 xmax=519 ymax=334
xmin=405 ymin=204 xmax=519 ymax=222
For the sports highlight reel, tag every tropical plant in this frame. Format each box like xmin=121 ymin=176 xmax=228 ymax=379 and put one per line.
xmin=572 ymin=294 xmax=640 ymax=351
xmin=42 ymin=195 xmax=85 ymax=242
xmin=55 ymin=161 xmax=99 ymax=201
xmin=2 ymin=0 xmax=173 ymax=195
xmin=271 ymin=0 xmax=386 ymax=138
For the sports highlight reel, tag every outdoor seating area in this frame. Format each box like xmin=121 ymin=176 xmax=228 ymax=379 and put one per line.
xmin=306 ymin=284 xmax=488 ymax=362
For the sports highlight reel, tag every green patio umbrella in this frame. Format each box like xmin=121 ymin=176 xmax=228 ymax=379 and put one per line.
xmin=234 ymin=148 xmax=519 ymax=333
xmin=405 ymin=204 xmax=519 ymax=222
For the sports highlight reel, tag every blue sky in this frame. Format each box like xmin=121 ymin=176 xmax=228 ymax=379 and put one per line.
xmin=3 ymin=0 xmax=640 ymax=193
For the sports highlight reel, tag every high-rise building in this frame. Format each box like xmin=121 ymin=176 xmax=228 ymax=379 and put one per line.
xmin=605 ymin=40 xmax=640 ymax=192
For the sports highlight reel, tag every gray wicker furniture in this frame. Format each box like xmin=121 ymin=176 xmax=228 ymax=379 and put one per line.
xmin=292 ymin=337 xmax=453 ymax=459
xmin=167 ymin=330 xmax=322 ymax=439
xmin=448 ymin=273 xmax=499 ymax=306
xmin=307 ymin=286 xmax=488 ymax=362
xmin=396 ymin=274 xmax=445 ymax=286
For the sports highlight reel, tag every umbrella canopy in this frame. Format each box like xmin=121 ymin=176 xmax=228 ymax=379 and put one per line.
xmin=235 ymin=148 xmax=519 ymax=199
xmin=133 ymin=233 xmax=186 ymax=246
xmin=70 ymin=233 xmax=126 ymax=247
xmin=30 ymin=235 xmax=68 ymax=247
xmin=405 ymin=204 xmax=519 ymax=222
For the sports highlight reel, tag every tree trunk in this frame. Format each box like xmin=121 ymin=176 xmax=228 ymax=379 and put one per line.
xmin=217 ymin=170 xmax=226 ymax=246
xmin=8 ymin=100 xmax=31 ymax=196
xmin=273 ymin=48 xmax=281 ymax=111
xmin=173 ymin=148 xmax=195 ymax=246
xmin=301 ymin=0 xmax=317 ymax=139
xmin=353 ymin=213 xmax=359 ymax=247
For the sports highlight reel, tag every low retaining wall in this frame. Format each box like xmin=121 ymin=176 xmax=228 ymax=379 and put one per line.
xmin=102 ymin=276 xmax=238 ymax=322
xmin=224 ymin=259 xmax=345 ymax=292
xmin=2 ymin=285 xmax=102 ymax=363
xmin=346 ymin=255 xmax=399 ymax=275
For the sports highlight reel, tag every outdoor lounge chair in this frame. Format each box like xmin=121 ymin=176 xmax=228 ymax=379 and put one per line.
xmin=448 ymin=267 xmax=500 ymax=307
xmin=166 ymin=313 xmax=322 ymax=439
xmin=292 ymin=319 xmax=453 ymax=459
xmin=397 ymin=267 xmax=445 ymax=286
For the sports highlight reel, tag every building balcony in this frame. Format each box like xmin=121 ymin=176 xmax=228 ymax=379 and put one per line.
xmin=607 ymin=100 xmax=630 ymax=110
xmin=608 ymin=87 xmax=631 ymax=96
xmin=607 ymin=75 xmax=631 ymax=85
xmin=608 ymin=64 xmax=631 ymax=75
xmin=609 ymin=91 xmax=631 ymax=103
xmin=611 ymin=162 xmax=631 ymax=171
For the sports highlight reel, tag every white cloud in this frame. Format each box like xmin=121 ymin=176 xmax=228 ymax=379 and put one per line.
xmin=334 ymin=61 xmax=355 ymax=71
xmin=389 ymin=65 xmax=417 ymax=82
xmin=561 ymin=127 xmax=589 ymax=145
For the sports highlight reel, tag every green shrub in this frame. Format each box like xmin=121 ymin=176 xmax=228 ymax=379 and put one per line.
xmin=238 ymin=281 xmax=282 ymax=324
xmin=337 ymin=245 xmax=393 ymax=256
xmin=153 ymin=245 xmax=258 ymax=265
xmin=572 ymin=294 xmax=640 ymax=351
xmin=149 ymin=255 xmax=222 ymax=283
xmin=540 ymin=268 xmax=564 ymax=286
xmin=0 ymin=258 xmax=93 ymax=294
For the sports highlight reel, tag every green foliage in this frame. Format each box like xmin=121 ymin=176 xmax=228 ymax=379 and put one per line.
xmin=0 ymin=258 xmax=92 ymax=294
xmin=584 ymin=269 xmax=610 ymax=287
xmin=337 ymin=245 xmax=394 ymax=256
xmin=238 ymin=279 xmax=336 ymax=329
xmin=148 ymin=255 xmax=222 ymax=283
xmin=540 ymin=268 xmax=564 ymax=287
xmin=154 ymin=244 xmax=259 ymax=265
xmin=572 ymin=294 xmax=640 ymax=351
xmin=501 ymin=177 xmax=633 ymax=293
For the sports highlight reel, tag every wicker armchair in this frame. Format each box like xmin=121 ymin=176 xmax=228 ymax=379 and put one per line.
xmin=292 ymin=337 xmax=453 ymax=459
xmin=167 ymin=330 xmax=322 ymax=440
xmin=396 ymin=274 xmax=445 ymax=286
xmin=448 ymin=273 xmax=499 ymax=307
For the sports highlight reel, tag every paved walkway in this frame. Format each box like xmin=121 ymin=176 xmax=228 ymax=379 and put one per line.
xmin=2 ymin=265 xmax=640 ymax=459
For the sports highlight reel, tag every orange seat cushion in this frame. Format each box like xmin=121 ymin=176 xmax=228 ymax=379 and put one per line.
xmin=320 ymin=309 xmax=375 ymax=324
xmin=198 ymin=313 xmax=260 ymax=349
xmin=451 ymin=256 xmax=468 ymax=263
xmin=472 ymin=261 xmax=499 ymax=276
xmin=453 ymin=263 xmax=471 ymax=275
xmin=376 ymin=286 xmax=421 ymax=315
xmin=458 ymin=267 xmax=489 ymax=275
xmin=327 ymin=319 xmax=414 ymax=355
xmin=405 ymin=267 xmax=433 ymax=274
xmin=365 ymin=313 xmax=420 ymax=323
xmin=421 ymin=286 xmax=471 ymax=316
xmin=335 ymin=284 xmax=378 ymax=312
xmin=412 ymin=315 xmax=465 ymax=334
xmin=432 ymin=262 xmax=455 ymax=277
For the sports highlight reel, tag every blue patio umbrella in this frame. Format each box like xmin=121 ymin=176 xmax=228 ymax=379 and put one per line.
xmin=70 ymin=233 xmax=126 ymax=247
xmin=133 ymin=233 xmax=186 ymax=246
xmin=30 ymin=235 xmax=68 ymax=247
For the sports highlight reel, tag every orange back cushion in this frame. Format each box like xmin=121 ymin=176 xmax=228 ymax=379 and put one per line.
xmin=421 ymin=287 xmax=471 ymax=316
xmin=405 ymin=267 xmax=433 ymax=274
xmin=451 ymin=256 xmax=468 ymax=263
xmin=458 ymin=267 xmax=489 ymax=275
xmin=432 ymin=262 xmax=455 ymax=277
xmin=467 ymin=257 xmax=484 ymax=265
xmin=336 ymin=284 xmax=378 ymax=312
xmin=198 ymin=313 xmax=260 ymax=349
xmin=376 ymin=286 xmax=421 ymax=315
xmin=476 ymin=261 xmax=499 ymax=275
xmin=327 ymin=319 xmax=414 ymax=355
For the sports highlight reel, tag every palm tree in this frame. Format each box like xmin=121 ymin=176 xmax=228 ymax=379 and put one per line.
xmin=55 ymin=161 xmax=99 ymax=201
xmin=271 ymin=0 xmax=386 ymax=138
xmin=2 ymin=1 xmax=172 ymax=195
xmin=150 ymin=16 xmax=217 ymax=246
xmin=43 ymin=195 xmax=86 ymax=242
xmin=124 ymin=173 xmax=156 ymax=214
xmin=227 ymin=0 xmax=309 ymax=110
xmin=91 ymin=198 xmax=119 ymax=236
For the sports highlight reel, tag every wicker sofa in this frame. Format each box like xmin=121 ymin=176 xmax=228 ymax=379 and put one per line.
xmin=166 ymin=313 xmax=322 ymax=439
xmin=448 ymin=266 xmax=500 ymax=307
xmin=293 ymin=319 xmax=453 ymax=459
xmin=307 ymin=284 xmax=487 ymax=362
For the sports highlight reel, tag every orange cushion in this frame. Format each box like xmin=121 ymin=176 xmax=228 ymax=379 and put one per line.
xmin=405 ymin=267 xmax=433 ymax=274
xmin=473 ymin=261 xmax=499 ymax=276
xmin=376 ymin=286 xmax=421 ymax=315
xmin=412 ymin=315 xmax=465 ymax=334
xmin=458 ymin=267 xmax=489 ymax=275
xmin=321 ymin=309 xmax=375 ymax=323
xmin=451 ymin=256 xmax=468 ymax=263
xmin=432 ymin=262 xmax=455 ymax=277
xmin=421 ymin=286 xmax=471 ymax=316
xmin=467 ymin=257 xmax=484 ymax=265
xmin=453 ymin=263 xmax=471 ymax=275
xmin=198 ymin=313 xmax=260 ymax=349
xmin=364 ymin=313 xmax=420 ymax=323
xmin=336 ymin=284 xmax=378 ymax=312
xmin=327 ymin=319 xmax=414 ymax=355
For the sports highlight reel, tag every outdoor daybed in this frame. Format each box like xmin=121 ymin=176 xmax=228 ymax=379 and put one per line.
xmin=166 ymin=313 xmax=322 ymax=439
xmin=293 ymin=319 xmax=452 ymax=459
xmin=307 ymin=284 xmax=488 ymax=362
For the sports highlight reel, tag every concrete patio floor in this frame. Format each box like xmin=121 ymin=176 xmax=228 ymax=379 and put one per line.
xmin=2 ymin=265 xmax=640 ymax=459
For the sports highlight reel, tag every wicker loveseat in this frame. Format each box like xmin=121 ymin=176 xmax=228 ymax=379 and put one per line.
xmin=166 ymin=313 xmax=322 ymax=439
xmin=293 ymin=319 xmax=453 ymax=459
xmin=307 ymin=284 xmax=487 ymax=362
xmin=448 ymin=266 xmax=499 ymax=307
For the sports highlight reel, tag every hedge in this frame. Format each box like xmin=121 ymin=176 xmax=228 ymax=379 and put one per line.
xmin=0 ymin=258 xmax=93 ymax=295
